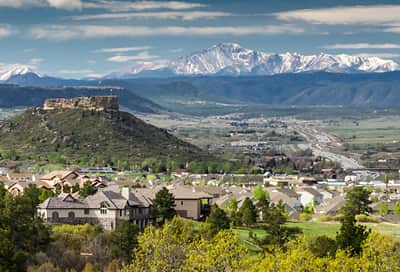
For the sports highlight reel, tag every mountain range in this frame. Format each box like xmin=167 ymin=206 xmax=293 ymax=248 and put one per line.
xmin=107 ymin=43 xmax=400 ymax=78
xmin=1 ymin=43 xmax=400 ymax=84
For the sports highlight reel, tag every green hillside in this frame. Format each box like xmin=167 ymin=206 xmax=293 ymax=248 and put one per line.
xmin=0 ymin=108 xmax=211 ymax=166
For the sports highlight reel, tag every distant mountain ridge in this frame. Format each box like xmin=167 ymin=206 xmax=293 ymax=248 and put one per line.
xmin=107 ymin=43 xmax=400 ymax=78
xmin=1 ymin=43 xmax=399 ymax=84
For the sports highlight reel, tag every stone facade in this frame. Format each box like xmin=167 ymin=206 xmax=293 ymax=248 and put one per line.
xmin=43 ymin=96 xmax=119 ymax=111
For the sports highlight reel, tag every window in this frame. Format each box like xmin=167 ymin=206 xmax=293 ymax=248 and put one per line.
xmin=181 ymin=201 xmax=184 ymax=205
xmin=52 ymin=212 xmax=59 ymax=220
xmin=68 ymin=212 xmax=75 ymax=219
xmin=84 ymin=209 xmax=89 ymax=215
xmin=120 ymin=210 xmax=123 ymax=217
xmin=100 ymin=202 xmax=108 ymax=215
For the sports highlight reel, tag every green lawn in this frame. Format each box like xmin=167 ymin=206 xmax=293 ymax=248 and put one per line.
xmin=233 ymin=221 xmax=400 ymax=251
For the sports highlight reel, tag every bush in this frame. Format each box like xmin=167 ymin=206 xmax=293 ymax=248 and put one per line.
xmin=316 ymin=215 xmax=336 ymax=222
xmin=355 ymin=214 xmax=381 ymax=223
xmin=300 ymin=213 xmax=313 ymax=221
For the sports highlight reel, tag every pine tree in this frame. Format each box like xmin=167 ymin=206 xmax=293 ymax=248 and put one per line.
xmin=206 ymin=204 xmax=230 ymax=236
xmin=239 ymin=197 xmax=257 ymax=226
xmin=152 ymin=187 xmax=176 ymax=225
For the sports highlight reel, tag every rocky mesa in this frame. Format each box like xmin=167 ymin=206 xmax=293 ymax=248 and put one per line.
xmin=43 ymin=96 xmax=119 ymax=111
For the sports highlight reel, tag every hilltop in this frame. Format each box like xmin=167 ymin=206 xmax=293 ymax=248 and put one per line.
xmin=0 ymin=97 xmax=210 ymax=166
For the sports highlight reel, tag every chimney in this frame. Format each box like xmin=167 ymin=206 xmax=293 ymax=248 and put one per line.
xmin=121 ymin=187 xmax=131 ymax=200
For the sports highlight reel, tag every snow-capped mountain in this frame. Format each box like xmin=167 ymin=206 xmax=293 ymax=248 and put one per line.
xmin=107 ymin=43 xmax=400 ymax=78
xmin=0 ymin=64 xmax=41 ymax=82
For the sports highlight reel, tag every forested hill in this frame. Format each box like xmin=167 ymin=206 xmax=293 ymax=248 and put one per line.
xmin=0 ymin=108 xmax=211 ymax=165
xmin=0 ymin=84 xmax=163 ymax=113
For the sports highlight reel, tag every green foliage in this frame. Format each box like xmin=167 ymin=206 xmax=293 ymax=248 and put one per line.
xmin=253 ymin=201 xmax=301 ymax=251
xmin=206 ymin=204 xmax=230 ymax=236
xmin=79 ymin=181 xmax=98 ymax=197
xmin=121 ymin=216 xmax=248 ymax=272
xmin=0 ymin=184 xmax=51 ymax=271
xmin=51 ymin=224 xmax=101 ymax=252
xmin=308 ymin=235 xmax=337 ymax=257
xmin=378 ymin=202 xmax=389 ymax=215
xmin=110 ymin=221 xmax=139 ymax=263
xmin=337 ymin=187 xmax=372 ymax=256
xmin=0 ymin=109 xmax=212 ymax=167
xmin=394 ymin=202 xmax=400 ymax=215
xmin=152 ymin=187 xmax=176 ymax=224
xmin=239 ymin=198 xmax=257 ymax=226
xmin=355 ymin=214 xmax=381 ymax=223
xmin=252 ymin=185 xmax=268 ymax=201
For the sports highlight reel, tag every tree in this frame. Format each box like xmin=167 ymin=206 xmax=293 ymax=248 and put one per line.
xmin=341 ymin=186 xmax=372 ymax=217
xmin=308 ymin=235 xmax=337 ymax=257
xmin=239 ymin=197 xmax=257 ymax=226
xmin=336 ymin=186 xmax=372 ymax=256
xmin=206 ymin=204 xmax=230 ymax=236
xmin=394 ymin=202 xmax=400 ymax=215
xmin=253 ymin=185 xmax=268 ymax=201
xmin=121 ymin=217 xmax=248 ymax=272
xmin=252 ymin=201 xmax=301 ymax=251
xmin=152 ymin=187 xmax=176 ymax=224
xmin=79 ymin=181 xmax=97 ymax=197
xmin=110 ymin=221 xmax=139 ymax=263
xmin=378 ymin=202 xmax=389 ymax=215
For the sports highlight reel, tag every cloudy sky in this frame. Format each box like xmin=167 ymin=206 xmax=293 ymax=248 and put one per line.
xmin=1 ymin=0 xmax=400 ymax=78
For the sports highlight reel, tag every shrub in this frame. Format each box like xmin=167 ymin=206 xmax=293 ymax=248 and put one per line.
xmin=355 ymin=214 xmax=381 ymax=223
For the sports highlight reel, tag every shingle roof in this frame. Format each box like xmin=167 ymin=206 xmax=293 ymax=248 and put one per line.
xmin=296 ymin=187 xmax=323 ymax=198
xmin=39 ymin=186 xmax=151 ymax=210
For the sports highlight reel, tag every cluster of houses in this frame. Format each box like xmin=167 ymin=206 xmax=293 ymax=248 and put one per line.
xmin=1 ymin=167 xmax=400 ymax=230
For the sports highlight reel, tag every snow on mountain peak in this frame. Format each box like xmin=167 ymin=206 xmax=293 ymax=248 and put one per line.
xmin=107 ymin=43 xmax=400 ymax=78
xmin=0 ymin=64 xmax=40 ymax=81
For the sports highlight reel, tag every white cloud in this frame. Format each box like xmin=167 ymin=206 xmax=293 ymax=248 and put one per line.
xmin=0 ymin=0 xmax=82 ymax=10
xmin=82 ymin=1 xmax=206 ymax=12
xmin=58 ymin=69 xmax=95 ymax=74
xmin=30 ymin=24 xmax=305 ymax=40
xmin=0 ymin=25 xmax=15 ymax=38
xmin=384 ymin=26 xmax=400 ymax=34
xmin=94 ymin=46 xmax=152 ymax=53
xmin=71 ymin=11 xmax=232 ymax=21
xmin=322 ymin=43 xmax=400 ymax=49
xmin=29 ymin=58 xmax=44 ymax=65
xmin=274 ymin=5 xmax=400 ymax=25
xmin=107 ymin=51 xmax=159 ymax=63
xmin=356 ymin=53 xmax=400 ymax=59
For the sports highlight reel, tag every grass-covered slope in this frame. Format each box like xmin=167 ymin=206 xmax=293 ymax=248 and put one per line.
xmin=0 ymin=108 xmax=210 ymax=164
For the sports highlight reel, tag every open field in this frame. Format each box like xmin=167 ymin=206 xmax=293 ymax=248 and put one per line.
xmin=233 ymin=221 xmax=400 ymax=251
xmin=322 ymin=116 xmax=400 ymax=145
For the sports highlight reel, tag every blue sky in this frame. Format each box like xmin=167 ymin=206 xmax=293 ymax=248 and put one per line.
xmin=1 ymin=0 xmax=400 ymax=78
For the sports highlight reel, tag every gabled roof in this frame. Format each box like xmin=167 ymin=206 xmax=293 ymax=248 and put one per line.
xmin=41 ymin=171 xmax=78 ymax=180
xmin=296 ymin=187 xmax=323 ymax=198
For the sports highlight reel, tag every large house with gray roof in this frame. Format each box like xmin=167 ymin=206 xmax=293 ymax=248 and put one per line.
xmin=38 ymin=186 xmax=153 ymax=230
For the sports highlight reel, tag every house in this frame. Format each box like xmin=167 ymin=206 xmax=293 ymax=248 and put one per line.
xmin=268 ymin=188 xmax=303 ymax=211
xmin=40 ymin=170 xmax=108 ymax=191
xmin=37 ymin=186 xmax=153 ymax=230
xmin=136 ymin=185 xmax=213 ymax=221
xmin=172 ymin=169 xmax=191 ymax=178
xmin=314 ymin=194 xmax=345 ymax=217
xmin=7 ymin=181 xmax=52 ymax=195
xmin=40 ymin=171 xmax=80 ymax=188
xmin=296 ymin=187 xmax=323 ymax=208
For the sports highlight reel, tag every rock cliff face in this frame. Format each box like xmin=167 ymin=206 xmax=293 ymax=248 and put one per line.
xmin=43 ymin=96 xmax=119 ymax=111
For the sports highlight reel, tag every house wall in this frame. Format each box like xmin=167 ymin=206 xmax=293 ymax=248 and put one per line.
xmin=174 ymin=199 xmax=200 ymax=220
xmin=38 ymin=206 xmax=152 ymax=230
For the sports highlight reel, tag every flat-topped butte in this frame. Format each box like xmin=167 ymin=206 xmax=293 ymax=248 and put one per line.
xmin=43 ymin=96 xmax=119 ymax=111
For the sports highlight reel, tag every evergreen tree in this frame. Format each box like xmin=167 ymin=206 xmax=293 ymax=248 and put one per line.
xmin=336 ymin=186 xmax=372 ymax=256
xmin=206 ymin=204 xmax=230 ymax=236
xmin=111 ymin=221 xmax=139 ymax=263
xmin=152 ymin=187 xmax=176 ymax=225
xmin=239 ymin=197 xmax=257 ymax=226
xmin=79 ymin=181 xmax=97 ymax=197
